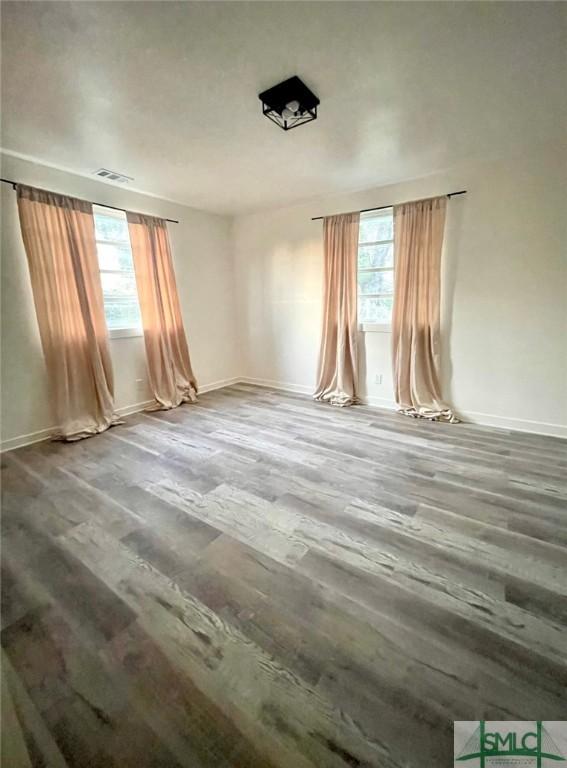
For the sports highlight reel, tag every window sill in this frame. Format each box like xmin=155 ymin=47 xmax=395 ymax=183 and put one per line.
xmin=359 ymin=323 xmax=392 ymax=334
xmin=109 ymin=327 xmax=143 ymax=339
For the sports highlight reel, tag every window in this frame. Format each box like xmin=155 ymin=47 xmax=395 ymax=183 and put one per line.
xmin=357 ymin=208 xmax=394 ymax=330
xmin=93 ymin=205 xmax=142 ymax=338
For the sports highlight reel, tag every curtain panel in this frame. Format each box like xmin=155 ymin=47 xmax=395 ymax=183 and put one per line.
xmin=314 ymin=212 xmax=360 ymax=407
xmin=391 ymin=195 xmax=458 ymax=422
xmin=127 ymin=212 xmax=197 ymax=410
xmin=16 ymin=184 xmax=119 ymax=440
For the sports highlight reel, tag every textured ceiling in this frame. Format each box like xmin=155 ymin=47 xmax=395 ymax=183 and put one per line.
xmin=2 ymin=1 xmax=565 ymax=214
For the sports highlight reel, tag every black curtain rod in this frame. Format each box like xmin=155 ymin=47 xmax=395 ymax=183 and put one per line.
xmin=0 ymin=177 xmax=180 ymax=224
xmin=310 ymin=190 xmax=467 ymax=221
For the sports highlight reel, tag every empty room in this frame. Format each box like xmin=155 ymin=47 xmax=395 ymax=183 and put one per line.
xmin=1 ymin=1 xmax=566 ymax=766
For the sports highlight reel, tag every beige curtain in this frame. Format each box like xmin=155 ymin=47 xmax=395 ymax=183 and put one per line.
xmin=127 ymin=212 xmax=197 ymax=409
xmin=392 ymin=196 xmax=458 ymax=422
xmin=17 ymin=185 xmax=119 ymax=440
xmin=314 ymin=212 xmax=360 ymax=406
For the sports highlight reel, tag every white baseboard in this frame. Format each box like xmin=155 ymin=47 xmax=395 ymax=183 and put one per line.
xmin=0 ymin=426 xmax=56 ymax=453
xmin=0 ymin=398 xmax=155 ymax=453
xmin=199 ymin=376 xmax=241 ymax=394
xmin=457 ymin=409 xmax=567 ymax=439
xmin=238 ymin=377 xmax=313 ymax=396
xmin=0 ymin=377 xmax=242 ymax=453
xmin=2 ymin=376 xmax=565 ymax=451
xmin=238 ymin=377 xmax=396 ymax=410
xmin=115 ymin=399 xmax=154 ymax=418
xmin=235 ymin=377 xmax=566 ymax=439
xmin=362 ymin=394 xmax=397 ymax=411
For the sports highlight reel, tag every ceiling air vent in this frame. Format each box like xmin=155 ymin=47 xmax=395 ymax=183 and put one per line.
xmin=93 ymin=168 xmax=134 ymax=184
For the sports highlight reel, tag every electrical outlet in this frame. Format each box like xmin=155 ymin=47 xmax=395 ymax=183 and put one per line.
xmin=375 ymin=373 xmax=383 ymax=385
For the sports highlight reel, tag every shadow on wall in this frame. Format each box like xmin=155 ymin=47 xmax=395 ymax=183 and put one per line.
xmin=265 ymin=235 xmax=323 ymax=385
xmin=358 ymin=330 xmax=368 ymax=400
xmin=440 ymin=195 xmax=466 ymax=408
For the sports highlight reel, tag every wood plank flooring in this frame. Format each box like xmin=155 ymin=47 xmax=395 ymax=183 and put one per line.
xmin=2 ymin=384 xmax=566 ymax=767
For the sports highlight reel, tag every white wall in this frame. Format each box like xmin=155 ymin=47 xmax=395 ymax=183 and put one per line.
xmin=0 ymin=153 xmax=240 ymax=448
xmin=234 ymin=140 xmax=567 ymax=437
xmin=2 ymin=141 xmax=566 ymax=445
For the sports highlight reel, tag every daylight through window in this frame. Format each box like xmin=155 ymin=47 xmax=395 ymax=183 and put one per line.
xmin=93 ymin=205 xmax=142 ymax=335
xmin=357 ymin=208 xmax=394 ymax=327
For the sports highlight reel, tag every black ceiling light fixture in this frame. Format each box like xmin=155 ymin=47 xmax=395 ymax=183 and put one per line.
xmin=259 ymin=76 xmax=319 ymax=131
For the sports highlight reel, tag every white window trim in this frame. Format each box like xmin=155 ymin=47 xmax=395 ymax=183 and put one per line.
xmin=359 ymin=322 xmax=392 ymax=334
xmin=93 ymin=204 xmax=143 ymax=337
xmin=109 ymin=327 xmax=143 ymax=339
xmin=357 ymin=210 xmax=394 ymax=331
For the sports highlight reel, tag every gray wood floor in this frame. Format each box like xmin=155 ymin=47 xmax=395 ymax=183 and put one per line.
xmin=2 ymin=384 xmax=566 ymax=768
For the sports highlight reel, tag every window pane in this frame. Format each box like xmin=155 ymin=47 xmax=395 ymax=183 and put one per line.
xmin=100 ymin=271 xmax=137 ymax=298
xmin=358 ymin=269 xmax=394 ymax=296
xmin=358 ymin=243 xmax=393 ymax=269
xmin=94 ymin=212 xmax=130 ymax=243
xmin=96 ymin=242 xmax=135 ymax=272
xmin=359 ymin=213 xmax=393 ymax=244
xmin=94 ymin=206 xmax=141 ymax=331
xmin=358 ymin=296 xmax=393 ymax=324
xmin=103 ymin=298 xmax=142 ymax=330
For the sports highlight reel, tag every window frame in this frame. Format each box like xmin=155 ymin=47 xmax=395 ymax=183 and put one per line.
xmin=357 ymin=208 xmax=394 ymax=333
xmin=93 ymin=204 xmax=143 ymax=339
